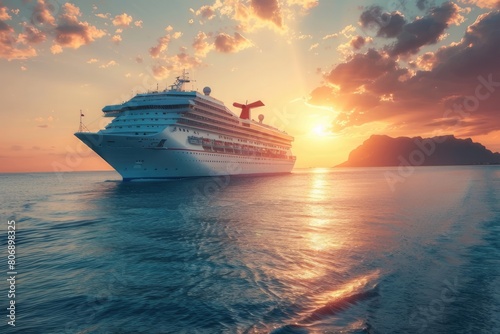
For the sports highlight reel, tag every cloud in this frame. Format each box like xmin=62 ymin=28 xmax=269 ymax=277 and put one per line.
xmin=31 ymin=0 xmax=56 ymax=26
xmin=350 ymin=36 xmax=371 ymax=50
xmin=459 ymin=0 xmax=500 ymax=9
xmin=99 ymin=60 xmax=118 ymax=68
xmin=0 ymin=20 xmax=37 ymax=60
xmin=50 ymin=44 xmax=62 ymax=54
xmin=360 ymin=6 xmax=407 ymax=38
xmin=149 ymin=32 xmax=171 ymax=58
xmin=86 ymin=58 xmax=98 ymax=64
xmin=322 ymin=33 xmax=338 ymax=40
xmin=95 ymin=13 xmax=110 ymax=19
xmin=193 ymin=0 xmax=311 ymax=32
xmin=196 ymin=5 xmax=217 ymax=20
xmin=287 ymin=0 xmax=319 ymax=10
xmin=112 ymin=34 xmax=122 ymax=44
xmin=112 ymin=13 xmax=133 ymax=27
xmin=214 ymin=32 xmax=252 ymax=53
xmin=309 ymin=42 xmax=319 ymax=51
xmin=135 ymin=55 xmax=143 ymax=63
xmin=10 ymin=145 xmax=23 ymax=151
xmin=250 ymin=0 xmax=283 ymax=28
xmin=173 ymin=49 xmax=202 ymax=68
xmin=0 ymin=1 xmax=107 ymax=58
xmin=19 ymin=25 xmax=46 ymax=44
xmin=53 ymin=3 xmax=106 ymax=51
xmin=0 ymin=4 xmax=11 ymax=20
xmin=193 ymin=31 xmax=213 ymax=57
xmin=309 ymin=10 xmax=500 ymax=136
xmin=134 ymin=20 xmax=143 ymax=28
xmin=417 ymin=0 xmax=429 ymax=11
xmin=388 ymin=2 xmax=467 ymax=56
xmin=323 ymin=25 xmax=357 ymax=40
xmin=152 ymin=64 xmax=169 ymax=79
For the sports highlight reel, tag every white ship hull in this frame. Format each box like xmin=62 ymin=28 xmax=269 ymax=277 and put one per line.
xmin=75 ymin=73 xmax=296 ymax=180
xmin=76 ymin=129 xmax=295 ymax=181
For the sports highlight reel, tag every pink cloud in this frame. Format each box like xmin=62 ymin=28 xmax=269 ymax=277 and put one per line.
xmin=53 ymin=3 xmax=106 ymax=50
xmin=152 ymin=64 xmax=170 ymax=79
xmin=19 ymin=25 xmax=46 ymax=44
xmin=0 ymin=20 xmax=37 ymax=60
xmin=350 ymin=36 xmax=371 ymax=50
xmin=31 ymin=0 xmax=56 ymax=26
xmin=250 ymin=0 xmax=283 ymax=28
xmin=149 ymin=33 xmax=171 ymax=58
xmin=214 ymin=32 xmax=252 ymax=53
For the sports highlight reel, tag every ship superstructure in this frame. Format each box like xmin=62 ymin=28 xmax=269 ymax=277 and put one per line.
xmin=75 ymin=73 xmax=296 ymax=180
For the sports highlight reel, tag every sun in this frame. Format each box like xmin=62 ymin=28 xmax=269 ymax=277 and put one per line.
xmin=312 ymin=124 xmax=330 ymax=137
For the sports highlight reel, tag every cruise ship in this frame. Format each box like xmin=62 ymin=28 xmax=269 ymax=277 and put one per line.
xmin=75 ymin=73 xmax=296 ymax=181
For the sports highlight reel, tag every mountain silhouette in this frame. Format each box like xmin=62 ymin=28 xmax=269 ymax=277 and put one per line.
xmin=338 ymin=135 xmax=500 ymax=167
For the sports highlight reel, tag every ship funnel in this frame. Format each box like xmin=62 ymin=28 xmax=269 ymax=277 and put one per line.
xmin=233 ymin=100 xmax=264 ymax=120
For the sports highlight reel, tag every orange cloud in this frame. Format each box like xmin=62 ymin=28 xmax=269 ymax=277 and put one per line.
xmin=459 ymin=0 xmax=500 ymax=8
xmin=196 ymin=5 xmax=217 ymax=20
xmin=50 ymin=44 xmax=62 ymax=54
xmin=193 ymin=0 xmax=295 ymax=32
xmin=0 ymin=4 xmax=11 ymax=20
xmin=193 ymin=31 xmax=213 ymax=57
xmin=310 ymin=9 xmax=500 ymax=137
xmin=112 ymin=13 xmax=133 ymax=27
xmin=214 ymin=32 xmax=252 ymax=53
xmin=287 ymin=0 xmax=318 ymax=10
xmin=112 ymin=34 xmax=122 ymax=45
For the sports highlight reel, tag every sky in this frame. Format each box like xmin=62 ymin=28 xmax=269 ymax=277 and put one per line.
xmin=0 ymin=0 xmax=499 ymax=172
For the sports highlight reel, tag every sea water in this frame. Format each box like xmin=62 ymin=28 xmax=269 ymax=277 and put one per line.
xmin=0 ymin=166 xmax=499 ymax=333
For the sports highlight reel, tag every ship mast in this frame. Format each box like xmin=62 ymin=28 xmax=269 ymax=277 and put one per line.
xmin=168 ymin=69 xmax=190 ymax=91
xmin=78 ymin=110 xmax=89 ymax=132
